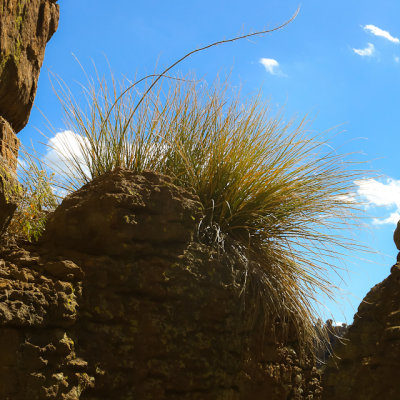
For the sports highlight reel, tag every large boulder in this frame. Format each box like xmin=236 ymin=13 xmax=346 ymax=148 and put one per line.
xmin=0 ymin=169 xmax=322 ymax=399
xmin=41 ymin=169 xmax=204 ymax=257
xmin=322 ymin=261 xmax=400 ymax=399
xmin=0 ymin=0 xmax=59 ymax=132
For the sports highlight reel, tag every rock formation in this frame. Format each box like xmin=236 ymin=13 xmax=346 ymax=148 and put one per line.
xmin=0 ymin=0 xmax=59 ymax=233
xmin=0 ymin=0 xmax=59 ymax=132
xmin=0 ymin=169 xmax=322 ymax=399
xmin=0 ymin=2 xmax=324 ymax=397
xmin=322 ymin=257 xmax=400 ymax=399
xmin=316 ymin=320 xmax=348 ymax=366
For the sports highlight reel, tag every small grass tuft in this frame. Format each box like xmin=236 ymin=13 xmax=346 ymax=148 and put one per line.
xmin=6 ymin=148 xmax=59 ymax=242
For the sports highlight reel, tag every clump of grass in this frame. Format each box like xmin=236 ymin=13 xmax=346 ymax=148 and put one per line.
xmin=46 ymin=73 xmax=364 ymax=353
xmin=6 ymin=149 xmax=59 ymax=242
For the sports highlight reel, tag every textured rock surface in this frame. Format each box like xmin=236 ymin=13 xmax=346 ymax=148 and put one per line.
xmin=0 ymin=117 xmax=20 ymax=172
xmin=322 ymin=261 xmax=400 ymax=399
xmin=0 ymin=170 xmax=322 ymax=399
xmin=0 ymin=242 xmax=94 ymax=400
xmin=0 ymin=0 xmax=59 ymax=132
xmin=41 ymin=169 xmax=203 ymax=257
xmin=0 ymin=158 xmax=19 ymax=234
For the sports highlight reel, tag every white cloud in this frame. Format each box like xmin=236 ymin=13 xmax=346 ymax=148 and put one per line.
xmin=373 ymin=212 xmax=400 ymax=225
xmin=355 ymin=178 xmax=400 ymax=225
xmin=395 ymin=56 xmax=400 ymax=63
xmin=364 ymin=24 xmax=399 ymax=44
xmin=259 ymin=58 xmax=285 ymax=76
xmin=44 ymin=130 xmax=91 ymax=178
xmin=353 ymin=43 xmax=375 ymax=57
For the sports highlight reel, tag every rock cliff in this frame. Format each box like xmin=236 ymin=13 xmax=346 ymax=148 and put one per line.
xmin=0 ymin=0 xmax=59 ymax=233
xmin=0 ymin=169 xmax=322 ymax=399
xmin=322 ymin=257 xmax=400 ymax=399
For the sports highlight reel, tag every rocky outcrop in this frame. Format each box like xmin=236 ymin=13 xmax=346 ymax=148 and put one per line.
xmin=0 ymin=169 xmax=322 ymax=399
xmin=322 ymin=258 xmax=400 ymax=399
xmin=0 ymin=0 xmax=59 ymax=132
xmin=0 ymin=0 xmax=59 ymax=233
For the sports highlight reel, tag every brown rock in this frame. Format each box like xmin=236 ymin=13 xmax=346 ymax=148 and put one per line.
xmin=0 ymin=117 xmax=20 ymax=172
xmin=41 ymin=169 xmax=204 ymax=257
xmin=0 ymin=157 xmax=19 ymax=234
xmin=44 ymin=260 xmax=84 ymax=281
xmin=0 ymin=170 xmax=322 ymax=399
xmin=0 ymin=0 xmax=59 ymax=132
xmin=0 ymin=247 xmax=93 ymax=399
xmin=322 ymin=264 xmax=400 ymax=399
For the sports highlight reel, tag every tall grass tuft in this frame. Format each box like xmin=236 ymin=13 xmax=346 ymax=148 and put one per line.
xmin=46 ymin=74 xmax=365 ymax=352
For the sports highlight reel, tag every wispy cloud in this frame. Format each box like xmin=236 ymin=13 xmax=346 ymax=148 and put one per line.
xmin=395 ymin=56 xmax=400 ymax=63
xmin=353 ymin=42 xmax=375 ymax=57
xmin=364 ymin=24 xmax=399 ymax=44
xmin=259 ymin=58 xmax=285 ymax=76
xmin=355 ymin=178 xmax=400 ymax=225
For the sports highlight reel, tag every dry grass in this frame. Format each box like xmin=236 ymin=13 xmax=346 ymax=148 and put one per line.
xmin=42 ymin=73 xmax=365 ymax=352
xmin=6 ymin=148 xmax=59 ymax=242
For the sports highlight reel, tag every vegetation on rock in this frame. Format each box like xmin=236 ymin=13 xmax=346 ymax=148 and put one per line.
xmin=5 ymin=150 xmax=59 ymax=242
xmin=30 ymin=71 xmax=365 ymax=353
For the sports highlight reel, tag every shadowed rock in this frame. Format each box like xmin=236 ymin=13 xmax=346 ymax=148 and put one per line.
xmin=322 ymin=261 xmax=400 ymax=399
xmin=393 ymin=220 xmax=400 ymax=251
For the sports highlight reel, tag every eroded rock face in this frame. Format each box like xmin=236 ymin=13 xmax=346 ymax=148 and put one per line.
xmin=0 ymin=0 xmax=59 ymax=132
xmin=0 ymin=118 xmax=20 ymax=233
xmin=0 ymin=117 xmax=20 ymax=172
xmin=0 ymin=158 xmax=19 ymax=234
xmin=0 ymin=170 xmax=321 ymax=399
xmin=41 ymin=169 xmax=204 ymax=257
xmin=0 ymin=243 xmax=94 ymax=400
xmin=322 ymin=262 xmax=400 ymax=400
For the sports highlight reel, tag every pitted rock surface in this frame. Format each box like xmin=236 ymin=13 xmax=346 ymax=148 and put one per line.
xmin=0 ymin=0 xmax=59 ymax=132
xmin=0 ymin=117 xmax=20 ymax=172
xmin=0 ymin=242 xmax=93 ymax=400
xmin=0 ymin=158 xmax=19 ymax=234
xmin=322 ymin=263 xmax=400 ymax=399
xmin=0 ymin=170 xmax=322 ymax=399
xmin=41 ymin=169 xmax=204 ymax=257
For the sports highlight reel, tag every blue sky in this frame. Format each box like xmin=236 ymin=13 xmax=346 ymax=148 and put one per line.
xmin=21 ymin=0 xmax=400 ymax=323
